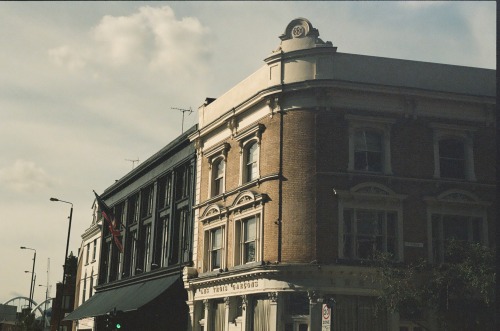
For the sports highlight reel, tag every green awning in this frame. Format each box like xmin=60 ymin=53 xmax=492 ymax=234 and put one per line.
xmin=64 ymin=274 xmax=179 ymax=320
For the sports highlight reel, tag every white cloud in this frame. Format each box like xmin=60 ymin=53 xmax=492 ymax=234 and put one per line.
xmin=0 ymin=159 xmax=55 ymax=193
xmin=48 ymin=45 xmax=86 ymax=71
xmin=48 ymin=5 xmax=212 ymax=77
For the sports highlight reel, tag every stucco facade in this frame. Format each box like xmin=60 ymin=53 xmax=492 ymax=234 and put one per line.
xmin=184 ymin=18 xmax=495 ymax=331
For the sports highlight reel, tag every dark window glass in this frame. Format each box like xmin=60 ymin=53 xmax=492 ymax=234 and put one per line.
xmin=439 ymin=139 xmax=465 ymax=179
xmin=354 ymin=130 xmax=382 ymax=172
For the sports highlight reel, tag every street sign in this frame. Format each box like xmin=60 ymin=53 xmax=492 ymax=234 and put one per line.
xmin=322 ymin=304 xmax=331 ymax=331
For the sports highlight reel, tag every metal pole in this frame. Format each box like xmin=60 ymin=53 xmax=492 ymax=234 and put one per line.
xmin=50 ymin=198 xmax=73 ymax=331
xmin=58 ymin=205 xmax=73 ymax=329
xmin=30 ymin=251 xmax=36 ymax=309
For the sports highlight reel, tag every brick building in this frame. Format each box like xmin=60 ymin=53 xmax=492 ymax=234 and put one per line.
xmin=183 ymin=18 xmax=496 ymax=330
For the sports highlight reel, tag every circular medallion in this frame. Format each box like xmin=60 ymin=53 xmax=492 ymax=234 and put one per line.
xmin=291 ymin=25 xmax=305 ymax=38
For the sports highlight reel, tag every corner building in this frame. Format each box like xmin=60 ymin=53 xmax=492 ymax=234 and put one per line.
xmin=183 ymin=18 xmax=496 ymax=331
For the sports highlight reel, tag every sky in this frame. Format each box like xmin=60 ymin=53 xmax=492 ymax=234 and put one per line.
xmin=0 ymin=1 xmax=495 ymax=309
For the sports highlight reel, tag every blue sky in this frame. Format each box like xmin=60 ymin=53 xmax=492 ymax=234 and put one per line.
xmin=0 ymin=1 xmax=495 ymax=306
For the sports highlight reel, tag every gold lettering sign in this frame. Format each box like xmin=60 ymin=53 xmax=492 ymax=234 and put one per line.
xmin=196 ymin=280 xmax=260 ymax=297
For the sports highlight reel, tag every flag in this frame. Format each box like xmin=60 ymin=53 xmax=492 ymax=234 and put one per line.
xmin=93 ymin=190 xmax=124 ymax=253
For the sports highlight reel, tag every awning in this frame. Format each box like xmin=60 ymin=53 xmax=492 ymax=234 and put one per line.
xmin=64 ymin=274 xmax=179 ymax=321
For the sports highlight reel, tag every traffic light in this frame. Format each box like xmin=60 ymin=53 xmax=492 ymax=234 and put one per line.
xmin=104 ymin=312 xmax=112 ymax=329
xmin=104 ymin=309 xmax=124 ymax=330
xmin=111 ymin=309 xmax=124 ymax=330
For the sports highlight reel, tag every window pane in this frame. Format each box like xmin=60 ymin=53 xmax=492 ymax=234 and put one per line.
xmin=439 ymin=139 xmax=464 ymax=158
xmin=212 ymin=228 xmax=222 ymax=249
xmin=365 ymin=131 xmax=382 ymax=151
xmin=366 ymin=151 xmax=382 ymax=172
xmin=244 ymin=242 xmax=255 ymax=263
xmin=244 ymin=217 xmax=256 ymax=241
xmin=354 ymin=130 xmax=382 ymax=172
xmin=439 ymin=139 xmax=465 ymax=179
xmin=443 ymin=215 xmax=468 ymax=241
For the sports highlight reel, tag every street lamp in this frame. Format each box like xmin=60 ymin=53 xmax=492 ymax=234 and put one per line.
xmin=20 ymin=246 xmax=36 ymax=309
xmin=50 ymin=197 xmax=73 ymax=330
xmin=24 ymin=271 xmax=36 ymax=307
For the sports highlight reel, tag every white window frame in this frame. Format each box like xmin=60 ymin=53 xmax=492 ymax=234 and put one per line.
xmin=234 ymin=124 xmax=264 ymax=185
xmin=241 ymin=139 xmax=260 ymax=184
xmin=204 ymin=225 xmax=226 ymax=272
xmin=431 ymin=123 xmax=476 ymax=181
xmin=425 ymin=189 xmax=488 ymax=263
xmin=229 ymin=191 xmax=266 ymax=267
xmin=337 ymin=183 xmax=406 ymax=261
xmin=347 ymin=115 xmax=394 ymax=175
xmin=343 ymin=208 xmax=398 ymax=260
xmin=211 ymin=157 xmax=225 ymax=197
xmin=234 ymin=213 xmax=261 ymax=266
xmin=205 ymin=143 xmax=230 ymax=198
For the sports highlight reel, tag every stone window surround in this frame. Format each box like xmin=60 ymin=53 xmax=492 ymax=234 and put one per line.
xmin=424 ymin=189 xmax=489 ymax=263
xmin=336 ymin=182 xmax=406 ymax=261
xmin=234 ymin=124 xmax=265 ymax=186
xmin=346 ymin=114 xmax=394 ymax=175
xmin=430 ymin=123 xmax=476 ymax=181
xmin=205 ymin=143 xmax=230 ymax=198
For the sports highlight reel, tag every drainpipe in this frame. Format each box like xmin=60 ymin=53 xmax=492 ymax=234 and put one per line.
xmin=277 ymin=50 xmax=285 ymax=263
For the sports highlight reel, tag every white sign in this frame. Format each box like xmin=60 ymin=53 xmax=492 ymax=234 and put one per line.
xmin=404 ymin=241 xmax=424 ymax=248
xmin=322 ymin=304 xmax=331 ymax=331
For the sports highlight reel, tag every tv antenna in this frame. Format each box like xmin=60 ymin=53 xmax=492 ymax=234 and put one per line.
xmin=125 ymin=158 xmax=139 ymax=170
xmin=172 ymin=107 xmax=192 ymax=133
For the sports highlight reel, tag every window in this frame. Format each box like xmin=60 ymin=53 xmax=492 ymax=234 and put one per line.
xmin=235 ymin=124 xmax=264 ymax=185
xmin=142 ymin=224 xmax=152 ymax=271
xmin=158 ymin=174 xmax=173 ymax=209
xmin=432 ymin=123 xmax=475 ymax=181
xmin=244 ymin=141 xmax=259 ymax=182
xmin=129 ymin=230 xmax=138 ymax=276
xmin=343 ymin=209 xmax=397 ymax=259
xmin=62 ymin=295 xmax=72 ymax=310
xmin=235 ymin=215 xmax=259 ymax=265
xmin=128 ymin=194 xmax=140 ymax=224
xmin=141 ymin=186 xmax=154 ymax=218
xmin=439 ymin=139 xmax=465 ymax=179
xmin=160 ymin=216 xmax=170 ymax=266
xmin=205 ymin=143 xmax=230 ymax=198
xmin=92 ymin=239 xmax=97 ymax=261
xmin=206 ymin=227 xmax=224 ymax=271
xmin=82 ymin=273 xmax=87 ymax=303
xmin=425 ymin=189 xmax=487 ymax=263
xmin=212 ymin=158 xmax=225 ymax=197
xmin=431 ymin=214 xmax=482 ymax=262
xmin=85 ymin=243 xmax=90 ymax=265
xmin=89 ymin=272 xmax=94 ymax=297
xmin=347 ymin=115 xmax=393 ymax=175
xmin=354 ymin=130 xmax=382 ymax=172
xmin=176 ymin=163 xmax=192 ymax=200
xmin=338 ymin=183 xmax=405 ymax=261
